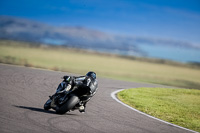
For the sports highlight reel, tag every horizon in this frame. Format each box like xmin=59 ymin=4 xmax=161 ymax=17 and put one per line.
xmin=0 ymin=0 xmax=200 ymax=46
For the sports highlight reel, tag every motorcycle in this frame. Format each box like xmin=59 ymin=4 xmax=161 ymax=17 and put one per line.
xmin=44 ymin=76 xmax=88 ymax=114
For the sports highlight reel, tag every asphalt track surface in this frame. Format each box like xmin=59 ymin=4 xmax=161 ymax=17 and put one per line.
xmin=0 ymin=64 xmax=194 ymax=133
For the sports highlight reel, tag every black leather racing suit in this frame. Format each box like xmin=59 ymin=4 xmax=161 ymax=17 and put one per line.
xmin=73 ymin=76 xmax=98 ymax=105
xmin=62 ymin=75 xmax=98 ymax=107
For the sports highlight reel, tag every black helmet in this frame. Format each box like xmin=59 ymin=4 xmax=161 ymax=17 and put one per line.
xmin=86 ymin=71 xmax=96 ymax=79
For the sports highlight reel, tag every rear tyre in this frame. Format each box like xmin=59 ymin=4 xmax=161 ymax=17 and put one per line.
xmin=44 ymin=99 xmax=52 ymax=110
xmin=56 ymin=95 xmax=79 ymax=114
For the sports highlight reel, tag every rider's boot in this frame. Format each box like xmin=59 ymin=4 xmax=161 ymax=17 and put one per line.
xmin=79 ymin=102 xmax=87 ymax=113
xmin=79 ymin=105 xmax=85 ymax=113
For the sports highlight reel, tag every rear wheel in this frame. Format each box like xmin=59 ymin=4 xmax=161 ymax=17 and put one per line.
xmin=56 ymin=95 xmax=80 ymax=114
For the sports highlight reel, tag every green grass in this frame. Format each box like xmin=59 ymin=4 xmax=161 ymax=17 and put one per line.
xmin=0 ymin=40 xmax=200 ymax=89
xmin=117 ymin=87 xmax=200 ymax=132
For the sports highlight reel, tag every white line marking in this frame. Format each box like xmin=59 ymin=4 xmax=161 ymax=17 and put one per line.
xmin=111 ymin=89 xmax=198 ymax=133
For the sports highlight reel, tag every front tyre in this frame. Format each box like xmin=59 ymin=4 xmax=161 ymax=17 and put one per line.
xmin=56 ymin=95 xmax=79 ymax=114
xmin=44 ymin=99 xmax=52 ymax=110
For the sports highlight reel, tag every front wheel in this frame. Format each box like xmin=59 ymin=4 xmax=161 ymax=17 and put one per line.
xmin=56 ymin=95 xmax=80 ymax=114
xmin=44 ymin=99 xmax=52 ymax=110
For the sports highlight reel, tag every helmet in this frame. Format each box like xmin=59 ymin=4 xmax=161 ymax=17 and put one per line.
xmin=86 ymin=71 xmax=96 ymax=79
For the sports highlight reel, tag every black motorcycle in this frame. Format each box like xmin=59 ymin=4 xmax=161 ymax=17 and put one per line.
xmin=44 ymin=76 xmax=88 ymax=114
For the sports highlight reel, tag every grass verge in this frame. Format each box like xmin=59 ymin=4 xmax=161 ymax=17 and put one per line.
xmin=117 ymin=87 xmax=200 ymax=132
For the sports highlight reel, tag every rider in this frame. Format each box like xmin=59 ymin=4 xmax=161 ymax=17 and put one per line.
xmin=63 ymin=71 xmax=98 ymax=113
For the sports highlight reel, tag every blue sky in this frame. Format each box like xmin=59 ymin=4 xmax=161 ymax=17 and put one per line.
xmin=0 ymin=0 xmax=200 ymax=45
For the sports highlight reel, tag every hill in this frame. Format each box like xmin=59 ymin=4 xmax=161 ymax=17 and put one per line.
xmin=0 ymin=15 xmax=199 ymax=62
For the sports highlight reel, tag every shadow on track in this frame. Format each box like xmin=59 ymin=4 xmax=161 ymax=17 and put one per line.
xmin=13 ymin=105 xmax=56 ymax=114
xmin=13 ymin=105 xmax=78 ymax=115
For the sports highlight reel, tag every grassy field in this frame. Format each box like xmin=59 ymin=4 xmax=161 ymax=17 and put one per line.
xmin=0 ymin=40 xmax=200 ymax=89
xmin=117 ymin=88 xmax=200 ymax=132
